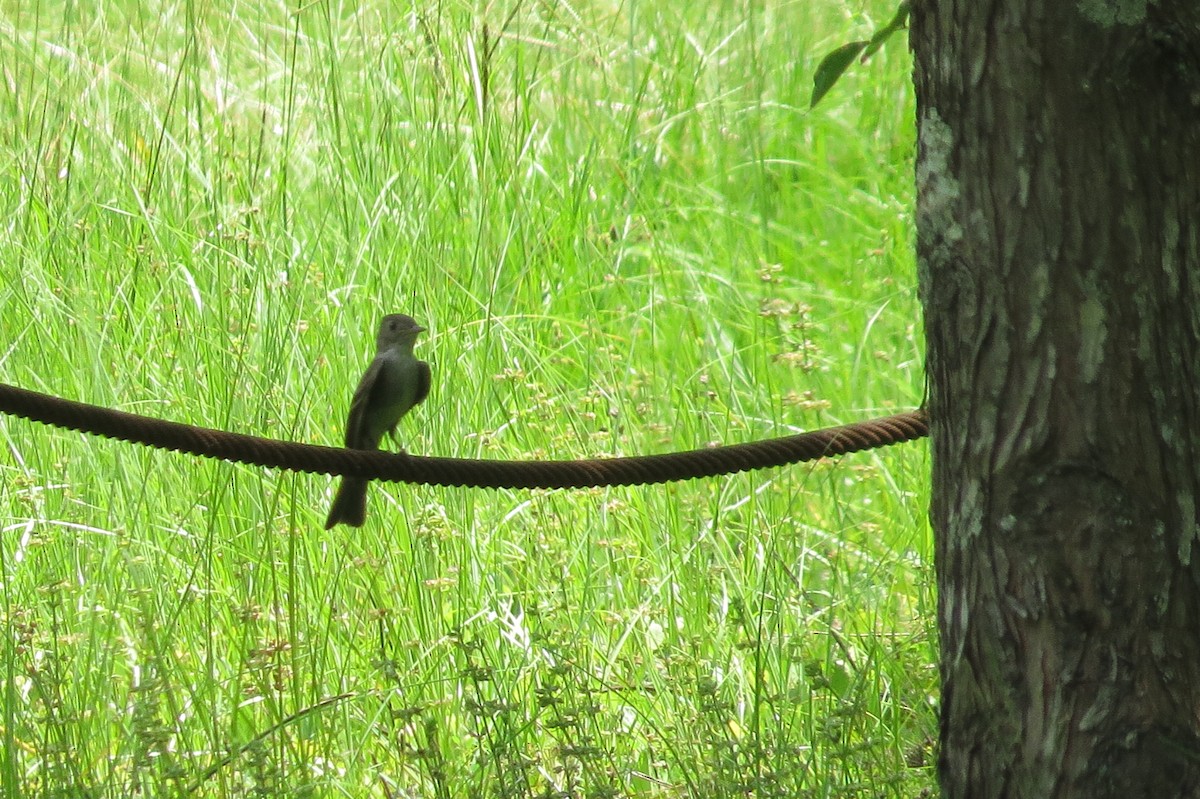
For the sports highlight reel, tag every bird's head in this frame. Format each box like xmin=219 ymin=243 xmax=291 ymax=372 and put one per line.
xmin=376 ymin=314 xmax=426 ymax=350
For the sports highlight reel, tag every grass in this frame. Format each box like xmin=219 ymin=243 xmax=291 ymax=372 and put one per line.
xmin=0 ymin=0 xmax=932 ymax=796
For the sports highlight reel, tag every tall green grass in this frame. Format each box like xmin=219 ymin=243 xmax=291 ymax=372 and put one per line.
xmin=0 ymin=0 xmax=931 ymax=796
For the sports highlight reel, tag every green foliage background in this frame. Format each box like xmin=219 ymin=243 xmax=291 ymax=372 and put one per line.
xmin=0 ymin=0 xmax=931 ymax=796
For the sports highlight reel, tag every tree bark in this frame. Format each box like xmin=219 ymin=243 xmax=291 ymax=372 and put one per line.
xmin=911 ymin=2 xmax=1200 ymax=796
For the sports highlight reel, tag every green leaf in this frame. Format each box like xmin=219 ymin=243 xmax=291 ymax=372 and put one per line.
xmin=810 ymin=40 xmax=868 ymax=109
xmin=809 ymin=0 xmax=912 ymax=109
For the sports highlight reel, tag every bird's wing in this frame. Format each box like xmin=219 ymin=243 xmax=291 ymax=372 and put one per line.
xmin=344 ymin=356 xmax=384 ymax=448
xmin=414 ymin=360 xmax=432 ymax=406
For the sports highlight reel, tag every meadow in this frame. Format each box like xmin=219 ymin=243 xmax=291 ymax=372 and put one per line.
xmin=0 ymin=0 xmax=931 ymax=795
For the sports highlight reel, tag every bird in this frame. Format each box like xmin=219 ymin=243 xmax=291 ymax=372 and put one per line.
xmin=324 ymin=314 xmax=430 ymax=529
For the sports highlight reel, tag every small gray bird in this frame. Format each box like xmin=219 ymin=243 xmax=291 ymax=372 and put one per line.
xmin=325 ymin=314 xmax=431 ymax=529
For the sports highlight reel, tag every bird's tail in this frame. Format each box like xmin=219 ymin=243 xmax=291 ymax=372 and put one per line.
xmin=325 ymin=477 xmax=369 ymax=529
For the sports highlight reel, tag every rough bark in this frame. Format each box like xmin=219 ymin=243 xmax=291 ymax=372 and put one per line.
xmin=911 ymin=2 xmax=1200 ymax=796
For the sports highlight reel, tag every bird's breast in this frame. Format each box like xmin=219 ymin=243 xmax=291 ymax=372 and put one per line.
xmin=363 ymin=352 xmax=423 ymax=440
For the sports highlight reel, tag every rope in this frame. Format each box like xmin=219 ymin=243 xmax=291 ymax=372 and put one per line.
xmin=0 ymin=382 xmax=927 ymax=490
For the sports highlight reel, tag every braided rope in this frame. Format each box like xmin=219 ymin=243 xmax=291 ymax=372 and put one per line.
xmin=0 ymin=382 xmax=927 ymax=490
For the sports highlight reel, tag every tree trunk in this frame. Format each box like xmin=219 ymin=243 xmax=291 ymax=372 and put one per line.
xmin=910 ymin=2 xmax=1200 ymax=796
